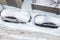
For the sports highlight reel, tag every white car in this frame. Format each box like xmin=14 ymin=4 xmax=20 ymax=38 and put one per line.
xmin=34 ymin=15 xmax=59 ymax=28
xmin=1 ymin=9 xmax=31 ymax=24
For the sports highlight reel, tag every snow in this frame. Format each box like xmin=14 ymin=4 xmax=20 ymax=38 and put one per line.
xmin=33 ymin=0 xmax=60 ymax=8
xmin=1 ymin=9 xmax=16 ymax=17
xmin=51 ymin=0 xmax=58 ymax=2
xmin=0 ymin=0 xmax=60 ymax=40
xmin=35 ymin=0 xmax=56 ymax=7
xmin=0 ymin=7 xmax=60 ymax=36
xmin=57 ymin=4 xmax=60 ymax=9
xmin=35 ymin=15 xmax=45 ymax=24
xmin=0 ymin=32 xmax=48 ymax=40
xmin=48 ymin=16 xmax=60 ymax=26
xmin=15 ymin=9 xmax=30 ymax=22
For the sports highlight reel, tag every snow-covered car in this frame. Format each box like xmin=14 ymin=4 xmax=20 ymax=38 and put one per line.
xmin=34 ymin=15 xmax=59 ymax=28
xmin=1 ymin=9 xmax=31 ymax=24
